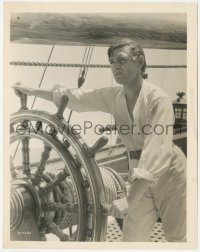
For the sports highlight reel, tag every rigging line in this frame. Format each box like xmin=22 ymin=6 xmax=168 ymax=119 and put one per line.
xmin=12 ymin=45 xmax=55 ymax=160
xmin=68 ymin=46 xmax=88 ymax=123
xmin=84 ymin=46 xmax=92 ymax=70
xmin=82 ymin=46 xmax=92 ymax=81
xmin=12 ymin=141 xmax=20 ymax=163
xmin=67 ymin=46 xmax=92 ymax=123
xmin=79 ymin=46 xmax=93 ymax=86
xmin=78 ymin=46 xmax=92 ymax=87
xmin=85 ymin=46 xmax=94 ymax=79
xmin=67 ymin=110 xmax=73 ymax=123
xmin=80 ymin=46 xmax=91 ymax=79
xmin=78 ymin=46 xmax=88 ymax=78
xmin=31 ymin=45 xmax=55 ymax=109
xmin=79 ymin=46 xmax=92 ymax=82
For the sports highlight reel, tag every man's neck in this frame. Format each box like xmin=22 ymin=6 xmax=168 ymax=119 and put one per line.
xmin=124 ymin=76 xmax=143 ymax=101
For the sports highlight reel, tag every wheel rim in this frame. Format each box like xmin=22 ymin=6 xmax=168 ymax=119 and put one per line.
xmin=10 ymin=110 xmax=108 ymax=241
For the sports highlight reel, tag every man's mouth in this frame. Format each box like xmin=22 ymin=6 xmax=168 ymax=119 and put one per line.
xmin=114 ymin=72 xmax=123 ymax=77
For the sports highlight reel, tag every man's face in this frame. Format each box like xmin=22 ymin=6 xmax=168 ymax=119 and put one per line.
xmin=109 ymin=46 xmax=140 ymax=85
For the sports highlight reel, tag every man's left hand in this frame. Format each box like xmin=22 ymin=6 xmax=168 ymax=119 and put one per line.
xmin=107 ymin=197 xmax=128 ymax=219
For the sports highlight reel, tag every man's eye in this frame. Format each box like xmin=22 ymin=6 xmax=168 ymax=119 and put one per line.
xmin=119 ymin=59 xmax=126 ymax=64
xmin=109 ymin=58 xmax=127 ymax=64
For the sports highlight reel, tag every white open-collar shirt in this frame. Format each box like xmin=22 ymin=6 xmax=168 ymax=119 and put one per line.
xmin=53 ymin=80 xmax=175 ymax=185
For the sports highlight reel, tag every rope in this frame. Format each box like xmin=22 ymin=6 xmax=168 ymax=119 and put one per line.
xmin=31 ymin=45 xmax=55 ymax=109
xmin=78 ymin=46 xmax=88 ymax=78
xmin=100 ymin=166 xmax=127 ymax=205
xmin=68 ymin=46 xmax=94 ymax=123
xmin=77 ymin=46 xmax=93 ymax=88
xmin=85 ymin=47 xmax=94 ymax=79
xmin=10 ymin=61 xmax=187 ymax=68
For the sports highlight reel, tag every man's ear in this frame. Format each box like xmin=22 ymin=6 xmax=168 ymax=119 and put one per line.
xmin=138 ymin=55 xmax=144 ymax=68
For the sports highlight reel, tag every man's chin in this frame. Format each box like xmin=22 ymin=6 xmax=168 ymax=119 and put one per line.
xmin=116 ymin=80 xmax=126 ymax=86
xmin=114 ymin=77 xmax=125 ymax=85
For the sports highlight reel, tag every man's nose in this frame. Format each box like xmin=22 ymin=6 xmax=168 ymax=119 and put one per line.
xmin=112 ymin=62 xmax=121 ymax=70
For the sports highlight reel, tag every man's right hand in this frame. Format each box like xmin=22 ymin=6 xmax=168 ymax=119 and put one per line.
xmin=11 ymin=82 xmax=34 ymax=96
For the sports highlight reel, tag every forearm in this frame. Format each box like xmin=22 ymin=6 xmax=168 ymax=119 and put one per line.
xmin=13 ymin=84 xmax=53 ymax=102
xmin=33 ymin=88 xmax=53 ymax=101
xmin=127 ymin=179 xmax=151 ymax=210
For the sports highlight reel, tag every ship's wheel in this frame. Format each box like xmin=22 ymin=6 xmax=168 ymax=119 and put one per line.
xmin=10 ymin=91 xmax=126 ymax=241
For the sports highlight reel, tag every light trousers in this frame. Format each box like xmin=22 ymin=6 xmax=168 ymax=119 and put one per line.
xmin=122 ymin=146 xmax=186 ymax=242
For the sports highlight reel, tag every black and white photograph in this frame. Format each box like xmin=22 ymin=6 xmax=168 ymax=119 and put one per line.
xmin=2 ymin=2 xmax=197 ymax=249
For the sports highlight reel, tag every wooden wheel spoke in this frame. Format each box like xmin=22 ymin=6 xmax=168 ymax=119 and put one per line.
xmin=86 ymin=228 xmax=93 ymax=238
xmin=10 ymin=124 xmax=15 ymax=133
xmin=82 ymin=179 xmax=90 ymax=189
xmin=21 ymin=120 xmax=29 ymax=129
xmin=54 ymin=185 xmax=70 ymax=203
xmin=32 ymin=144 xmax=52 ymax=185
xmin=46 ymin=220 xmax=72 ymax=241
xmin=47 ymin=125 xmax=58 ymax=138
xmin=48 ymin=202 xmax=77 ymax=212
xmin=15 ymin=91 xmax=28 ymax=110
xmin=10 ymin=156 xmax=17 ymax=177
xmin=63 ymin=139 xmax=70 ymax=149
xmin=21 ymin=137 xmax=31 ymax=175
xmin=41 ymin=173 xmax=52 ymax=183
xmin=35 ymin=121 xmax=43 ymax=132
xmin=44 ymin=170 xmax=70 ymax=192
xmin=69 ymin=227 xmax=73 ymax=236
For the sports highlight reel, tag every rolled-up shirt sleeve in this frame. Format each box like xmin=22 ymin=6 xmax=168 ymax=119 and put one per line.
xmin=52 ymin=84 xmax=116 ymax=114
xmin=131 ymin=97 xmax=175 ymax=185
